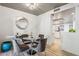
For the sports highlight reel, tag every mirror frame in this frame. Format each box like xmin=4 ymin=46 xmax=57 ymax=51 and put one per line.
xmin=16 ymin=17 xmax=29 ymax=30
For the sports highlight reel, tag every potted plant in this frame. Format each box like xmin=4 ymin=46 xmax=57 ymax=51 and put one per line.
xmin=69 ymin=28 xmax=76 ymax=32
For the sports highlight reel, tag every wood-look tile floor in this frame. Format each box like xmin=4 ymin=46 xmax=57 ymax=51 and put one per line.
xmin=37 ymin=46 xmax=77 ymax=56
xmin=37 ymin=39 xmax=77 ymax=56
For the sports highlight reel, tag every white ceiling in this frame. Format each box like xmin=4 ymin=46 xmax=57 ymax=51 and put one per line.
xmin=0 ymin=3 xmax=67 ymax=16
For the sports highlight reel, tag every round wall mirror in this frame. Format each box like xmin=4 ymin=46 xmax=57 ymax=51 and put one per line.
xmin=16 ymin=17 xmax=28 ymax=30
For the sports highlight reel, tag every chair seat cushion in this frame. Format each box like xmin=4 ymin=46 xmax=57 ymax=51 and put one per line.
xmin=19 ymin=44 xmax=29 ymax=52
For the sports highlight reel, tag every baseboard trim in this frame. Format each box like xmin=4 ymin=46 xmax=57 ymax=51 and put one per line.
xmin=62 ymin=50 xmax=78 ymax=56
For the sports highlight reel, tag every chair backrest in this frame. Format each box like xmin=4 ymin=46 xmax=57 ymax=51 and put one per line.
xmin=40 ymin=38 xmax=47 ymax=52
xmin=20 ymin=34 xmax=29 ymax=38
xmin=14 ymin=39 xmax=29 ymax=52
xmin=20 ymin=34 xmax=29 ymax=42
xmin=39 ymin=34 xmax=44 ymax=39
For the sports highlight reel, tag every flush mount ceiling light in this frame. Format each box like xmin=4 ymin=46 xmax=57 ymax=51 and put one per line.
xmin=25 ymin=3 xmax=38 ymax=10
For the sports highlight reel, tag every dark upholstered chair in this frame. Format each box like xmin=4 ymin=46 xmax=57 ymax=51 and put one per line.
xmin=16 ymin=34 xmax=32 ymax=44
xmin=39 ymin=38 xmax=47 ymax=52
xmin=37 ymin=34 xmax=47 ymax=52
xmin=15 ymin=39 xmax=29 ymax=52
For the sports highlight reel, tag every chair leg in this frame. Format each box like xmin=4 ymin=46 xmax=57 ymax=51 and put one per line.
xmin=45 ymin=50 xmax=46 ymax=56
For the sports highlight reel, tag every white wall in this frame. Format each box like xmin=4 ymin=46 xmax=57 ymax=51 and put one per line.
xmin=61 ymin=5 xmax=79 ymax=55
xmin=0 ymin=5 xmax=37 ymax=41
xmin=37 ymin=11 xmax=53 ymax=44
xmin=37 ymin=3 xmax=79 ymax=55
xmin=37 ymin=4 xmax=76 ymax=45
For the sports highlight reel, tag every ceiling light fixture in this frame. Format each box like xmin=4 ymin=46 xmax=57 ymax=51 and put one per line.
xmin=25 ymin=3 xmax=38 ymax=10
